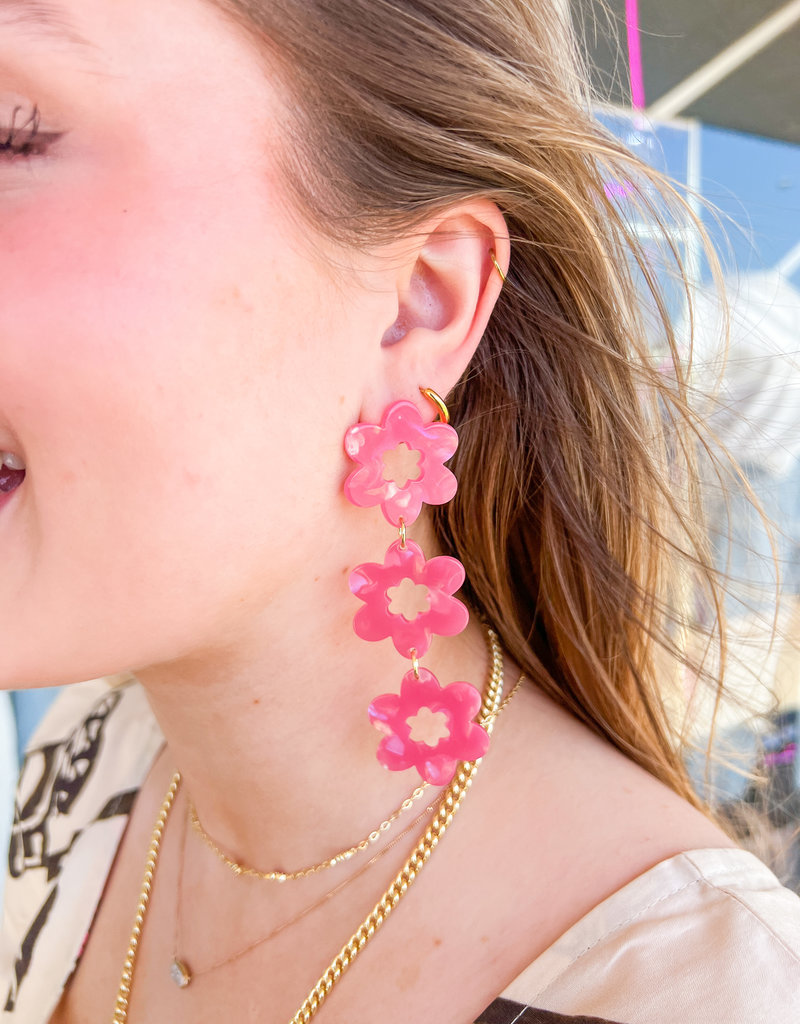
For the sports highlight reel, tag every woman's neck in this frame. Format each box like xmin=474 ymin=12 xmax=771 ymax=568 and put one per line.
xmin=135 ymin=570 xmax=494 ymax=875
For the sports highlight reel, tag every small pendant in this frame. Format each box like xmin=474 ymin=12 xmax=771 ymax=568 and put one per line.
xmin=170 ymin=958 xmax=192 ymax=988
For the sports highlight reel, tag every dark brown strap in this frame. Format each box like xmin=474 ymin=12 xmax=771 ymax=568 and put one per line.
xmin=476 ymin=998 xmax=628 ymax=1024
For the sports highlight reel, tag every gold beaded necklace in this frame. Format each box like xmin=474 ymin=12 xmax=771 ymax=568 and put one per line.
xmin=111 ymin=632 xmax=517 ymax=1024
xmin=188 ymin=779 xmax=429 ymax=882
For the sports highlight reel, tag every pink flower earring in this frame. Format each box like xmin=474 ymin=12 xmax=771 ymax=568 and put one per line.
xmin=344 ymin=388 xmax=492 ymax=786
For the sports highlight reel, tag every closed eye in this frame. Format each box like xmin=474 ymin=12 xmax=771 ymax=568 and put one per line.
xmin=0 ymin=104 xmax=63 ymax=159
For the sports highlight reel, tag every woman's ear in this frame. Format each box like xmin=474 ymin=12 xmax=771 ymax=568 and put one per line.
xmin=360 ymin=200 xmax=508 ymax=422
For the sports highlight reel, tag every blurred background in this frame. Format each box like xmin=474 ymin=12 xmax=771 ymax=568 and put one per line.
xmin=2 ymin=1 xmax=800 ymax=898
xmin=577 ymin=0 xmax=800 ymax=887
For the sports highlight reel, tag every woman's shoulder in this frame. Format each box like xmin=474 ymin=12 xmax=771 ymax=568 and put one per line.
xmin=1 ymin=678 xmax=162 ymax=1021
xmin=498 ymin=846 xmax=800 ymax=1023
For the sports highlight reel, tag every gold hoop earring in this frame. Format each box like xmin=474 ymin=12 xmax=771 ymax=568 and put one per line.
xmin=489 ymin=249 xmax=507 ymax=284
xmin=418 ymin=386 xmax=450 ymax=424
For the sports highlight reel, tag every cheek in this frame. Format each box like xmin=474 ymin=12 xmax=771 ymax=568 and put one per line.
xmin=0 ymin=184 xmax=208 ymax=527
xmin=0 ymin=166 xmax=247 ymax=352
xmin=0 ymin=166 xmax=353 ymax=684
xmin=0 ymin=157 xmax=290 ymax=447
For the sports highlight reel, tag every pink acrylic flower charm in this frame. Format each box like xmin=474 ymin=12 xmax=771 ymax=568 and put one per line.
xmin=369 ymin=667 xmax=489 ymax=785
xmin=350 ymin=539 xmax=468 ymax=658
xmin=344 ymin=400 xmax=458 ymax=526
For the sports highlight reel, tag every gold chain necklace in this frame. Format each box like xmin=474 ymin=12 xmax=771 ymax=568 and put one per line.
xmin=111 ymin=630 xmax=515 ymax=1024
xmin=188 ymin=780 xmax=429 ymax=882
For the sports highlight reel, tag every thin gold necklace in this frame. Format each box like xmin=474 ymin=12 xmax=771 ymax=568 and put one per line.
xmin=171 ymin=794 xmax=438 ymax=987
xmin=111 ymin=631 xmax=517 ymax=1024
xmin=188 ymin=779 xmax=429 ymax=882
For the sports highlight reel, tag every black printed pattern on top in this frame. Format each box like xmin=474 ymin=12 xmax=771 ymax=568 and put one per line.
xmin=5 ymin=690 xmax=133 ymax=1012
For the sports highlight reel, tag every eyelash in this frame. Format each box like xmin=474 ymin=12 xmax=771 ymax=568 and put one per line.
xmin=0 ymin=105 xmax=60 ymax=159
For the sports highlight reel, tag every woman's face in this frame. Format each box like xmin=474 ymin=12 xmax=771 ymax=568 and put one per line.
xmin=0 ymin=0 xmax=385 ymax=686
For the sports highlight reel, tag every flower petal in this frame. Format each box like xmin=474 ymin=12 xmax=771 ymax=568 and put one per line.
xmin=350 ymin=541 xmax=467 ymax=655
xmin=368 ymin=669 xmax=488 ymax=784
xmin=422 ymin=753 xmax=459 ymax=786
xmin=343 ymin=400 xmax=459 ymax=526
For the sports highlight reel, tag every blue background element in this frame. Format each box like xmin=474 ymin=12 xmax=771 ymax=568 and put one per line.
xmin=599 ymin=112 xmax=800 ymax=286
xmin=701 ymin=127 xmax=800 ymax=283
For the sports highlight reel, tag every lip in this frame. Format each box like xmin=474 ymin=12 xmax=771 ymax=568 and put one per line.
xmin=0 ymin=474 xmax=24 ymax=511
xmin=0 ymin=488 xmax=20 ymax=512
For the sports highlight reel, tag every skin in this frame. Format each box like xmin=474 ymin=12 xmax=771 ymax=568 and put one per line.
xmin=0 ymin=1 xmax=735 ymax=1021
xmin=0 ymin=0 xmax=508 ymax=868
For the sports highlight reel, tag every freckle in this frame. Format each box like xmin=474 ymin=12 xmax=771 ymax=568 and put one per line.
xmin=253 ymin=698 xmax=261 ymax=705
xmin=480 ymin=935 xmax=489 ymax=944
xmin=339 ymin=395 xmax=346 ymax=405
xmin=183 ymin=469 xmax=203 ymax=489
xmin=433 ymin=937 xmax=443 ymax=947
xmin=314 ymin=575 xmax=320 ymax=582
xmin=397 ymin=962 xmax=420 ymax=991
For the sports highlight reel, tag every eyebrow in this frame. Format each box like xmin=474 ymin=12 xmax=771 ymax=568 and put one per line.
xmin=0 ymin=0 xmax=95 ymax=52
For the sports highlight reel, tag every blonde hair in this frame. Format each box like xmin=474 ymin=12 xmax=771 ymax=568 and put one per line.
xmin=213 ymin=0 xmax=737 ymax=811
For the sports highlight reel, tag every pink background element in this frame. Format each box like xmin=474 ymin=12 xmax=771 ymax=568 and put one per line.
xmin=625 ymin=0 xmax=646 ymax=110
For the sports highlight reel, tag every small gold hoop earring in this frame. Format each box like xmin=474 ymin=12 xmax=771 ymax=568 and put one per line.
xmin=419 ymin=387 xmax=450 ymax=424
xmin=489 ymin=249 xmax=507 ymax=284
